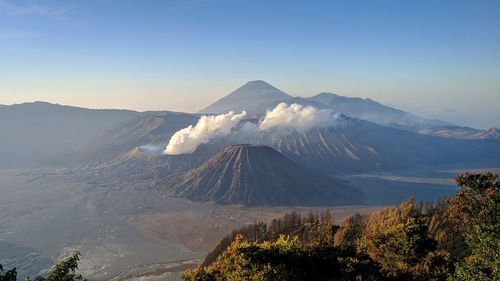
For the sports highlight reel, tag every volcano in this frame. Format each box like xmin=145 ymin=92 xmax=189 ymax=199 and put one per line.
xmin=198 ymin=80 xmax=291 ymax=114
xmin=160 ymin=144 xmax=360 ymax=206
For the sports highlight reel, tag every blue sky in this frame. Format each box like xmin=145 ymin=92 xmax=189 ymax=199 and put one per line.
xmin=1 ymin=0 xmax=499 ymax=128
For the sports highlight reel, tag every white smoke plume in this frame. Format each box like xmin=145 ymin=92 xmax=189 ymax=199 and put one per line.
xmin=164 ymin=103 xmax=338 ymax=155
xmin=138 ymin=144 xmax=164 ymax=156
xmin=164 ymin=111 xmax=247 ymax=155
xmin=260 ymin=103 xmax=337 ymax=131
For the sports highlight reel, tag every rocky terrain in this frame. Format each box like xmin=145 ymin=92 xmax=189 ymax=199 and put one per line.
xmin=160 ymin=145 xmax=358 ymax=206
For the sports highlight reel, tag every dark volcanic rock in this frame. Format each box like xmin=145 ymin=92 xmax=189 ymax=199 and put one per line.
xmin=162 ymin=144 xmax=360 ymax=206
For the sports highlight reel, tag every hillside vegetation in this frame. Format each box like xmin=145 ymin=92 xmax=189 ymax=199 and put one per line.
xmin=184 ymin=172 xmax=499 ymax=281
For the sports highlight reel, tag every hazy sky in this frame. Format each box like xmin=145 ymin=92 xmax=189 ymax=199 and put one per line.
xmin=1 ymin=0 xmax=499 ymax=128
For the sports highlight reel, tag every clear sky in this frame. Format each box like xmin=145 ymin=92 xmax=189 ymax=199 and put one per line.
xmin=1 ymin=0 xmax=499 ymax=128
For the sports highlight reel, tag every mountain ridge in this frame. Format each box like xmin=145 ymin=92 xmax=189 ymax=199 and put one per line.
xmin=307 ymin=92 xmax=450 ymax=127
xmin=198 ymin=81 xmax=499 ymax=140
xmin=0 ymin=101 xmax=139 ymax=168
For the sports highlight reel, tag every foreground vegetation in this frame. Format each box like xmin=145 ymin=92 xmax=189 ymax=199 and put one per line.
xmin=1 ymin=172 xmax=498 ymax=280
xmin=184 ymin=172 xmax=499 ymax=281
xmin=0 ymin=252 xmax=85 ymax=281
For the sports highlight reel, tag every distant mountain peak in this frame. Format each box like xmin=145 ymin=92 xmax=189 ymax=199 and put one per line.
xmin=230 ymin=80 xmax=289 ymax=98
xmin=13 ymin=101 xmax=58 ymax=107
xmin=315 ymin=92 xmax=338 ymax=97
xmin=198 ymin=81 xmax=291 ymax=114
xmin=33 ymin=100 xmax=54 ymax=104
xmin=242 ymin=80 xmax=272 ymax=87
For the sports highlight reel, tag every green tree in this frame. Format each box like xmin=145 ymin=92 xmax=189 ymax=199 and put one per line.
xmin=1 ymin=252 xmax=85 ymax=281
xmin=0 ymin=264 xmax=17 ymax=281
xmin=357 ymin=201 xmax=451 ymax=281
xmin=448 ymin=172 xmax=500 ymax=281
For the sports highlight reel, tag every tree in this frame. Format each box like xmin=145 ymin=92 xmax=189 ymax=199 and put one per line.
xmin=357 ymin=200 xmax=452 ymax=281
xmin=447 ymin=172 xmax=500 ymax=281
xmin=0 ymin=264 xmax=17 ymax=281
xmin=1 ymin=252 xmax=85 ymax=281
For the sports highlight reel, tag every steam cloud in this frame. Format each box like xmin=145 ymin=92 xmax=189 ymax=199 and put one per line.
xmin=164 ymin=103 xmax=338 ymax=155
xmin=164 ymin=111 xmax=247 ymax=155
xmin=138 ymin=144 xmax=164 ymax=155
xmin=260 ymin=103 xmax=337 ymax=131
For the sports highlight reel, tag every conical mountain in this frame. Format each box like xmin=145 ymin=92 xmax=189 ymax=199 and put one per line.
xmin=198 ymin=80 xmax=291 ymax=114
xmin=161 ymin=144 xmax=360 ymax=206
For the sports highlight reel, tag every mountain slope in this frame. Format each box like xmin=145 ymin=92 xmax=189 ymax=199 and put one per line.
xmin=0 ymin=102 xmax=138 ymax=168
xmin=268 ymin=97 xmax=330 ymax=111
xmin=67 ymin=111 xmax=200 ymax=166
xmin=257 ymin=117 xmax=500 ymax=173
xmin=79 ymin=114 xmax=500 ymax=183
xmin=155 ymin=115 xmax=499 ymax=175
xmin=307 ymin=92 xmax=500 ymax=139
xmin=308 ymin=92 xmax=448 ymax=127
xmin=198 ymin=80 xmax=291 ymax=114
xmin=399 ymin=124 xmax=500 ymax=140
xmin=161 ymin=145 xmax=359 ymax=206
